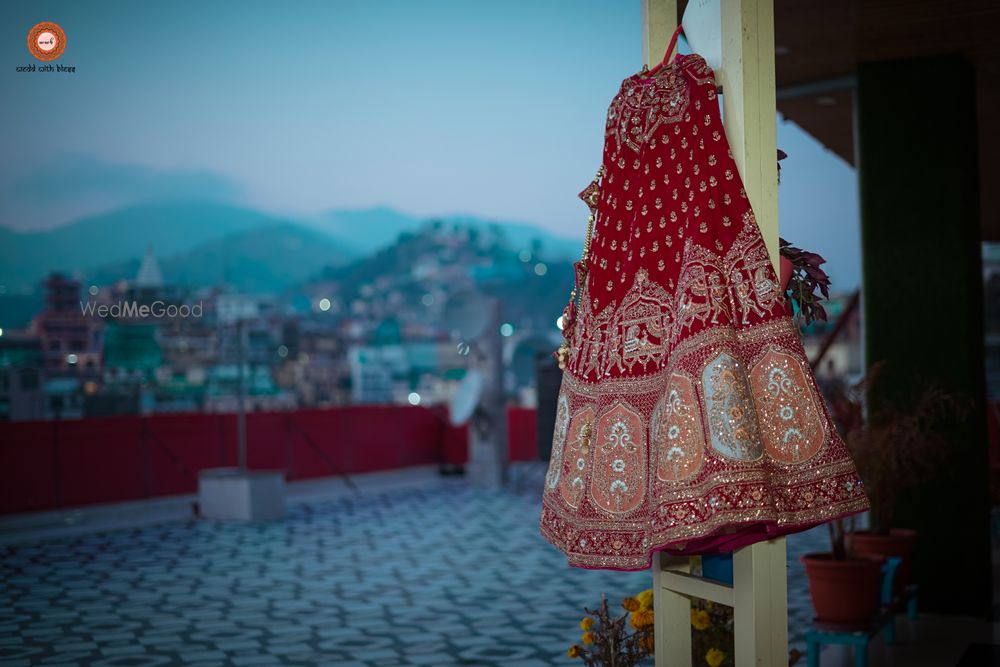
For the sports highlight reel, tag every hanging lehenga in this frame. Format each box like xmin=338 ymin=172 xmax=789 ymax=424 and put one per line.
xmin=540 ymin=27 xmax=869 ymax=570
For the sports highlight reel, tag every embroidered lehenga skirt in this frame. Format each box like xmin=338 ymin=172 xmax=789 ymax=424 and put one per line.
xmin=539 ymin=53 xmax=870 ymax=571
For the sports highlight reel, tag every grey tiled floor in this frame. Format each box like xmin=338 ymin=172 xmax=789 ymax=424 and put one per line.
xmin=0 ymin=463 xmax=824 ymax=666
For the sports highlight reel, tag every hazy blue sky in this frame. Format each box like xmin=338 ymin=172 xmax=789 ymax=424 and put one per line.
xmin=1 ymin=0 xmax=861 ymax=288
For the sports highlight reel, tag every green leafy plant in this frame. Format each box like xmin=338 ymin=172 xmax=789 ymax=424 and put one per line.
xmin=779 ymin=238 xmax=831 ymax=326
xmin=776 ymin=149 xmax=831 ymax=328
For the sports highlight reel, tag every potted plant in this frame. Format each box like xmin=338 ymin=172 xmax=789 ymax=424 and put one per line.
xmin=822 ymin=363 xmax=968 ymax=603
xmin=778 ymin=238 xmax=884 ymax=627
xmin=800 ymin=549 xmax=884 ymax=628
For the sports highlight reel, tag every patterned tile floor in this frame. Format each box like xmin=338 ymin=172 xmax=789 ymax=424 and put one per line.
xmin=0 ymin=463 xmax=825 ymax=666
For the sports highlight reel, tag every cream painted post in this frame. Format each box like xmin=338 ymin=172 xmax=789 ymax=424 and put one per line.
xmin=718 ymin=0 xmax=780 ymax=267
xmin=643 ymin=0 xmax=789 ymax=665
xmin=733 ymin=537 xmax=789 ymax=667
xmin=641 ymin=0 xmax=677 ymax=68
xmin=718 ymin=1 xmax=788 ymax=662
xmin=654 ymin=555 xmax=693 ymax=664
xmin=642 ymin=9 xmax=694 ymax=665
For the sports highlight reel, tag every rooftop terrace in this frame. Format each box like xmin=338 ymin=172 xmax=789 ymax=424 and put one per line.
xmin=0 ymin=464 xmax=993 ymax=666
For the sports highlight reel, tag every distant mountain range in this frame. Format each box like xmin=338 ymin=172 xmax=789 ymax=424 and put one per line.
xmin=0 ymin=199 xmax=581 ymax=295
xmin=303 ymin=207 xmax=582 ymax=260
xmin=0 ymin=200 xmax=280 ymax=289
xmin=85 ymin=223 xmax=355 ymax=294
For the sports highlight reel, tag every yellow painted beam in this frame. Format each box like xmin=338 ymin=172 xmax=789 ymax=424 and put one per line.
xmin=659 ymin=570 xmax=736 ymax=606
xmin=641 ymin=0 xmax=677 ymax=68
xmin=653 ymin=553 xmax=693 ymax=667
xmin=733 ymin=538 xmax=789 ymax=667
xmin=719 ymin=0 xmax=780 ymax=270
xmin=645 ymin=1 xmax=787 ymax=666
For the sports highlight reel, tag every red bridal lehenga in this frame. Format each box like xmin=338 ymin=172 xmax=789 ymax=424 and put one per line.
xmin=539 ymin=36 xmax=870 ymax=571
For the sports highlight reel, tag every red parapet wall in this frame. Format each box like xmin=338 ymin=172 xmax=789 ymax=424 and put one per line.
xmin=0 ymin=405 xmax=538 ymax=516
xmin=508 ymin=406 xmax=538 ymax=463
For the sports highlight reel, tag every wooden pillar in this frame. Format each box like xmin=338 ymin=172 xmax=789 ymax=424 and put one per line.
xmin=645 ymin=0 xmax=788 ymax=664
xmin=719 ymin=0 xmax=780 ymax=269
xmin=732 ymin=536 xmax=788 ymax=667
xmin=719 ymin=4 xmax=788 ymax=662
xmin=857 ymin=54 xmax=990 ymax=616
xmin=641 ymin=0 xmax=677 ymax=68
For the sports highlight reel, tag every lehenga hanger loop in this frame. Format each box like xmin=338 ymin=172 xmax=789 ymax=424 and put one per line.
xmin=644 ymin=24 xmax=684 ymax=77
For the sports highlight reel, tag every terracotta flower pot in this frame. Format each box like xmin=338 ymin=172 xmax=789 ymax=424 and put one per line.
xmin=849 ymin=529 xmax=917 ymax=600
xmin=801 ymin=552 xmax=883 ymax=628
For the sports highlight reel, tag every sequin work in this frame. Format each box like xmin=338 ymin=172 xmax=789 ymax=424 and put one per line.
xmin=540 ymin=53 xmax=869 ymax=570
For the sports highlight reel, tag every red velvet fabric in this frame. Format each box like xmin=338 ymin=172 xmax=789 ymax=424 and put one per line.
xmin=540 ymin=53 xmax=869 ymax=570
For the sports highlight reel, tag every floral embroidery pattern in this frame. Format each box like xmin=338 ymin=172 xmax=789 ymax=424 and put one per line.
xmin=546 ymin=392 xmax=572 ymax=489
xmin=607 ymin=67 xmax=689 ymax=155
xmin=590 ymin=402 xmax=646 ymax=515
xmin=749 ymin=348 xmax=825 ymax=463
xmin=540 ymin=52 xmax=869 ymax=570
xmin=559 ymin=405 xmax=596 ymax=509
xmin=702 ymin=352 xmax=763 ymax=461
xmin=651 ymin=373 xmax=706 ymax=482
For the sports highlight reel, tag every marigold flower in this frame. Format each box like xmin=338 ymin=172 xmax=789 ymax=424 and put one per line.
xmin=636 ymin=588 xmax=654 ymax=610
xmin=706 ymin=647 xmax=726 ymax=667
xmin=582 ymin=632 xmax=595 ymax=645
xmin=580 ymin=617 xmax=595 ymax=631
xmin=630 ymin=609 xmax=654 ymax=629
xmin=622 ymin=596 xmax=640 ymax=612
xmin=640 ymin=633 xmax=655 ymax=652
xmin=691 ymin=609 xmax=711 ymax=631
xmin=567 ymin=645 xmax=582 ymax=658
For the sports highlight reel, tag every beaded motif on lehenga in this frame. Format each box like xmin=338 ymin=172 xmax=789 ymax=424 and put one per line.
xmin=539 ymin=53 xmax=869 ymax=571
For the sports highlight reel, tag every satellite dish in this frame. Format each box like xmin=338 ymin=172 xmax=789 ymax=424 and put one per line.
xmin=449 ymin=368 xmax=483 ymax=426
xmin=682 ymin=0 xmax=722 ymax=71
xmin=441 ymin=289 xmax=491 ymax=341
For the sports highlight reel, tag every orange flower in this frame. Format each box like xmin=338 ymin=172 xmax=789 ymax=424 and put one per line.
xmin=706 ymin=647 xmax=726 ymax=667
xmin=622 ymin=597 xmax=640 ymax=612
xmin=567 ymin=645 xmax=582 ymax=658
xmin=579 ymin=617 xmax=595 ymax=631
xmin=582 ymin=632 xmax=595 ymax=645
xmin=636 ymin=589 xmax=654 ymax=610
xmin=640 ymin=633 xmax=655 ymax=652
xmin=630 ymin=609 xmax=654 ymax=629
xmin=691 ymin=609 xmax=711 ymax=631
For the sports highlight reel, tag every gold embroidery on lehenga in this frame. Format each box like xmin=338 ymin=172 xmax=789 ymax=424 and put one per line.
xmin=540 ymin=52 xmax=870 ymax=570
xmin=546 ymin=392 xmax=572 ymax=489
xmin=559 ymin=405 xmax=596 ymax=508
xmin=607 ymin=68 xmax=690 ymax=155
xmin=651 ymin=372 xmax=706 ymax=482
xmin=611 ymin=269 xmax=671 ymax=373
xmin=701 ymin=352 xmax=764 ymax=462
xmin=749 ymin=348 xmax=826 ymax=463
xmin=590 ymin=401 xmax=647 ymax=514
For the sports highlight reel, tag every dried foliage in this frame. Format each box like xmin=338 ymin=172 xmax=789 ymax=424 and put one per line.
xmin=569 ymin=589 xmax=802 ymax=666
xmin=824 ymin=361 xmax=971 ymax=551
xmin=566 ymin=592 xmax=653 ymax=665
